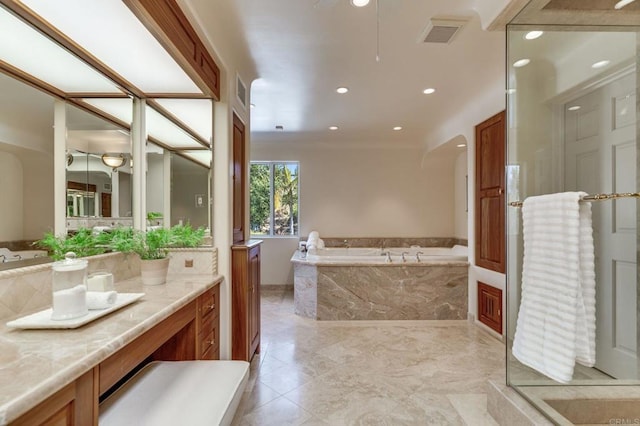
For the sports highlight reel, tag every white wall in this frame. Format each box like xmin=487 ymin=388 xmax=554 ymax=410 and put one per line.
xmin=454 ymin=151 xmax=468 ymax=240
xmin=251 ymin=142 xmax=456 ymax=285
xmin=0 ymin=152 xmax=24 ymax=241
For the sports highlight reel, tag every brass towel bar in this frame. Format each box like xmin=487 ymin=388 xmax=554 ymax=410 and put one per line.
xmin=508 ymin=192 xmax=640 ymax=208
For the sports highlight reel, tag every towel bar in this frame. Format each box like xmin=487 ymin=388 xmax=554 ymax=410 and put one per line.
xmin=508 ymin=192 xmax=640 ymax=208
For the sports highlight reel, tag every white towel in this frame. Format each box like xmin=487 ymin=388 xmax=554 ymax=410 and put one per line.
xmin=512 ymin=192 xmax=596 ymax=384
xmin=317 ymin=238 xmax=325 ymax=249
xmin=87 ymin=291 xmax=118 ymax=310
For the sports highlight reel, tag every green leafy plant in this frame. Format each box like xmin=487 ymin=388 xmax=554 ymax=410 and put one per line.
xmin=34 ymin=228 xmax=107 ymax=260
xmin=146 ymin=212 xmax=163 ymax=221
xmin=170 ymin=224 xmax=205 ymax=248
xmin=109 ymin=227 xmax=173 ymax=260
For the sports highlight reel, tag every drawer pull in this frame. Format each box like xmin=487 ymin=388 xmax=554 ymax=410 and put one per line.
xmin=205 ymin=303 xmax=216 ymax=310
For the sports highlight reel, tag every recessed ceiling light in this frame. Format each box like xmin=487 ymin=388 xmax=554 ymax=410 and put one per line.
xmin=393 ymin=126 xmax=402 ymax=131
xmin=568 ymin=105 xmax=581 ymax=111
xmin=456 ymin=143 xmax=467 ymax=148
xmin=513 ymin=59 xmax=530 ymax=68
xmin=329 ymin=126 xmax=338 ymax=130
xmin=351 ymin=0 xmax=370 ymax=7
xmin=592 ymin=60 xmax=610 ymax=69
xmin=423 ymin=88 xmax=435 ymax=95
xmin=336 ymin=87 xmax=349 ymax=94
xmin=524 ymin=31 xmax=543 ymax=40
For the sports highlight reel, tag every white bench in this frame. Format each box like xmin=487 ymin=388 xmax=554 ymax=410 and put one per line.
xmin=100 ymin=360 xmax=250 ymax=426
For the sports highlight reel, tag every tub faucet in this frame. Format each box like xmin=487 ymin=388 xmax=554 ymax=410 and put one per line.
xmin=0 ymin=255 xmax=4 ymax=263
xmin=415 ymin=251 xmax=424 ymax=263
xmin=381 ymin=251 xmax=392 ymax=263
xmin=401 ymin=251 xmax=409 ymax=263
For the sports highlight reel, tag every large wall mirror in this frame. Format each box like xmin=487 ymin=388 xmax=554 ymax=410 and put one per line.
xmin=146 ymin=99 xmax=212 ymax=233
xmin=0 ymin=3 xmax=215 ymax=270
xmin=66 ymin=100 xmax=133 ymax=230
xmin=0 ymin=72 xmax=54 ymax=258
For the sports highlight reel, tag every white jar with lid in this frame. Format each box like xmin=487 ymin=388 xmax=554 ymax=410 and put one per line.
xmin=51 ymin=252 xmax=88 ymax=320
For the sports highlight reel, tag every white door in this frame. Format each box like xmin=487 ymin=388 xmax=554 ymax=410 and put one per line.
xmin=564 ymin=71 xmax=637 ymax=379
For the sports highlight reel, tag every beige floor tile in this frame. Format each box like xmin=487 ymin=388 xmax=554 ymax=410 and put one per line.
xmin=238 ymin=396 xmax=313 ymax=426
xmin=234 ymin=290 xmax=503 ymax=425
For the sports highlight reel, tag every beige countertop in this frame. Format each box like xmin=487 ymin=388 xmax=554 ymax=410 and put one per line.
xmin=0 ymin=273 xmax=222 ymax=425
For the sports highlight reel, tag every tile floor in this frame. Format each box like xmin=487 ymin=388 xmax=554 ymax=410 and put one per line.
xmin=232 ymin=289 xmax=505 ymax=426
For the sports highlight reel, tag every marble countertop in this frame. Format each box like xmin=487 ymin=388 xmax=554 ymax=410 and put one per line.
xmin=290 ymin=251 xmax=469 ymax=267
xmin=0 ymin=273 xmax=222 ymax=425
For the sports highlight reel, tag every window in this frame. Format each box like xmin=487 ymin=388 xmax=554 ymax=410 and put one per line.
xmin=250 ymin=162 xmax=299 ymax=236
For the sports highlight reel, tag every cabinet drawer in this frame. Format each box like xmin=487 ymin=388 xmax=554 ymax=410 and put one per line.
xmin=199 ymin=325 xmax=218 ymax=358
xmin=199 ymin=286 xmax=219 ymax=320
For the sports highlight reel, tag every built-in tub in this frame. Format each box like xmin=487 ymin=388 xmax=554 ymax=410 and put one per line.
xmin=0 ymin=248 xmax=48 ymax=262
xmin=291 ymin=245 xmax=469 ymax=321
xmin=305 ymin=245 xmax=468 ymax=264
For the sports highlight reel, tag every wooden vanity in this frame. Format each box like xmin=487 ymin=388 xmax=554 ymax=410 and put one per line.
xmin=0 ymin=274 xmax=222 ymax=426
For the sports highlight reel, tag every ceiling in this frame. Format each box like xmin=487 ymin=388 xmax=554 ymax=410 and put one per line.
xmin=194 ymin=0 xmax=507 ymax=146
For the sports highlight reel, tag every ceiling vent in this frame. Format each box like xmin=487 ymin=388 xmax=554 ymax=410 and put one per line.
xmin=419 ymin=18 xmax=468 ymax=44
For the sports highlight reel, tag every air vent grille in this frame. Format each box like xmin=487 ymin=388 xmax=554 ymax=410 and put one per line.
xmin=236 ymin=75 xmax=247 ymax=107
xmin=420 ymin=18 xmax=468 ymax=44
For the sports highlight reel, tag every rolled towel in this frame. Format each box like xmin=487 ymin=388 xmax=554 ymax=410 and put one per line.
xmin=317 ymin=239 xmax=325 ymax=249
xmin=307 ymin=243 xmax=317 ymax=251
xmin=308 ymin=231 xmax=319 ymax=241
xmin=87 ymin=291 xmax=118 ymax=310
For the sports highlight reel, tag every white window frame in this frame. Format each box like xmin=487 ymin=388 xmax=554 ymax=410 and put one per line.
xmin=249 ymin=161 xmax=299 ymax=237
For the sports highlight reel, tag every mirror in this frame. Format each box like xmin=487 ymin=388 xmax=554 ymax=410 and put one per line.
xmin=0 ymin=72 xmax=55 ymax=267
xmin=65 ymin=101 xmax=133 ymax=231
xmin=146 ymin=100 xmax=212 ymax=233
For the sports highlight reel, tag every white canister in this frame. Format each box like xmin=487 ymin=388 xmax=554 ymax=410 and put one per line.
xmin=51 ymin=252 xmax=88 ymax=320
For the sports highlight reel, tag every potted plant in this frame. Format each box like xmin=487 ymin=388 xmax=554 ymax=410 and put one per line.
xmin=109 ymin=224 xmax=205 ymax=285
xmin=35 ymin=228 xmax=107 ymax=260
xmin=109 ymin=227 xmax=174 ymax=285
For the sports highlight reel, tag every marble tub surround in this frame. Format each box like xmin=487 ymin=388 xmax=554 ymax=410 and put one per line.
xmin=0 ymin=274 xmax=222 ymax=425
xmin=313 ymin=237 xmax=468 ymax=249
xmin=292 ymin=252 xmax=468 ymax=320
xmin=317 ymin=264 xmax=468 ymax=320
xmin=231 ymin=290 xmax=503 ymax=425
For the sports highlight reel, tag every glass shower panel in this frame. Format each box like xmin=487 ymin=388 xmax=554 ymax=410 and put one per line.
xmin=506 ymin=21 xmax=639 ymax=423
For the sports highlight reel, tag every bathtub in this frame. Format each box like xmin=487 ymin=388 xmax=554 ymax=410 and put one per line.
xmin=304 ymin=245 xmax=468 ymax=264
xmin=291 ymin=245 xmax=469 ymax=321
xmin=0 ymin=248 xmax=48 ymax=262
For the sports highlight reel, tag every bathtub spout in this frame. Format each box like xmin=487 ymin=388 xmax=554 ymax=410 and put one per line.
xmin=0 ymin=255 xmax=4 ymax=263
xmin=381 ymin=251 xmax=392 ymax=263
xmin=415 ymin=251 xmax=424 ymax=263
xmin=401 ymin=252 xmax=409 ymax=263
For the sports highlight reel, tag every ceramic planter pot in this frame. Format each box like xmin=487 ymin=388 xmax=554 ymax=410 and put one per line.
xmin=140 ymin=257 xmax=170 ymax=285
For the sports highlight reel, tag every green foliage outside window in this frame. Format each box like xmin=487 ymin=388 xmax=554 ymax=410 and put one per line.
xmin=250 ymin=162 xmax=299 ymax=236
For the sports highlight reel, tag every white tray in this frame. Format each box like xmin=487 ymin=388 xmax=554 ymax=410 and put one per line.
xmin=6 ymin=293 xmax=145 ymax=330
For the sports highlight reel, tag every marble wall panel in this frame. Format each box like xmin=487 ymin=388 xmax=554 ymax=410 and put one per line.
xmin=314 ymin=264 xmax=468 ymax=321
xmin=294 ymin=263 xmax=318 ymax=318
xmin=0 ymin=252 xmax=139 ymax=321
xmin=316 ymin=237 xmax=467 ymax=248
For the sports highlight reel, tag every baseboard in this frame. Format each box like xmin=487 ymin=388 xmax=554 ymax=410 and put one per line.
xmin=261 ymin=284 xmax=293 ymax=292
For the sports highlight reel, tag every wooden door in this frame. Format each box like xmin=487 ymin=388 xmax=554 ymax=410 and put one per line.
xmin=101 ymin=192 xmax=112 ymax=218
xmin=249 ymin=245 xmax=261 ymax=357
xmin=232 ymin=113 xmax=246 ymax=244
xmin=475 ymin=111 xmax=506 ymax=273
xmin=564 ymin=72 xmax=637 ymax=379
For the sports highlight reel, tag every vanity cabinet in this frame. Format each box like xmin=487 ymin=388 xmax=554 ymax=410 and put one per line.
xmin=231 ymin=240 xmax=262 ymax=361
xmin=196 ymin=285 xmax=220 ymax=360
